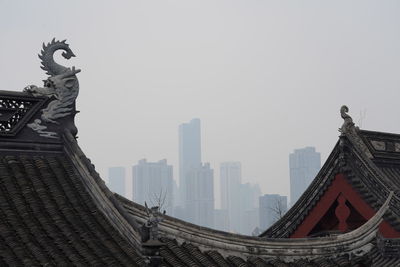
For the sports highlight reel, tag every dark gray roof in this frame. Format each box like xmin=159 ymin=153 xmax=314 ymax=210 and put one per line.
xmin=0 ymin=141 xmax=146 ymax=266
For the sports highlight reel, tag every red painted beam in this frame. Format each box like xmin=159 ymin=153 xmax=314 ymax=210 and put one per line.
xmin=290 ymin=173 xmax=400 ymax=238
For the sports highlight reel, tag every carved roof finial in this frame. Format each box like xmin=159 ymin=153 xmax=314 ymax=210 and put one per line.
xmin=340 ymin=105 xmax=352 ymax=122
xmin=24 ymin=39 xmax=80 ymax=139
xmin=338 ymin=105 xmax=372 ymax=158
xmin=339 ymin=105 xmax=355 ymax=134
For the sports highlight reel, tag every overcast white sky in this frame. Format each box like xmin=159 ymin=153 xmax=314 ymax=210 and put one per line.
xmin=1 ymin=0 xmax=400 ymax=205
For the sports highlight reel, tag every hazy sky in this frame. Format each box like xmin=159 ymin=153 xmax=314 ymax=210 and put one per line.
xmin=1 ymin=1 xmax=400 ymax=205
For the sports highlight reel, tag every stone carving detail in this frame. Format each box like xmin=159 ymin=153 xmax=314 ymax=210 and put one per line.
xmin=396 ymin=143 xmax=400 ymax=152
xmin=142 ymin=202 xmax=165 ymax=266
xmin=24 ymin=39 xmax=80 ymax=138
xmin=339 ymin=105 xmax=373 ymax=159
xmin=377 ymin=233 xmax=400 ymax=257
xmin=369 ymin=140 xmax=400 ymax=153
xmin=143 ymin=202 xmax=164 ymax=243
xmin=371 ymin=140 xmax=386 ymax=151
xmin=339 ymin=105 xmax=355 ymax=133
xmin=0 ymin=99 xmax=35 ymax=133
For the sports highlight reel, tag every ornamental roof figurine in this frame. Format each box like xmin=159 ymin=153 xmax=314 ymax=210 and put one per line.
xmin=0 ymin=40 xmax=399 ymax=266
xmin=24 ymin=38 xmax=80 ymax=139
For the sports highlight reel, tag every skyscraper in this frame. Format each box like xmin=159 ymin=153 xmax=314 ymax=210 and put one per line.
xmin=220 ymin=162 xmax=262 ymax=234
xmin=289 ymin=147 xmax=321 ymax=206
xmin=132 ymin=159 xmax=174 ymax=215
xmin=179 ymin=118 xmax=201 ymax=207
xmin=185 ymin=163 xmax=214 ymax=228
xmin=220 ymin=162 xmax=242 ymax=232
xmin=108 ymin=167 xmax=126 ymax=197
xmin=239 ymin=183 xmax=262 ymax=234
xmin=259 ymin=194 xmax=287 ymax=231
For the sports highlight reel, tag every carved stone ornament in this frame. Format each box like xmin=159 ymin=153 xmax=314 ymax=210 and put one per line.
xmin=377 ymin=232 xmax=400 ymax=257
xmin=339 ymin=105 xmax=373 ymax=159
xmin=371 ymin=140 xmax=386 ymax=151
xmin=143 ymin=202 xmax=164 ymax=243
xmin=24 ymin=39 xmax=80 ymax=138
xmin=0 ymin=95 xmax=46 ymax=136
xmin=339 ymin=105 xmax=355 ymax=134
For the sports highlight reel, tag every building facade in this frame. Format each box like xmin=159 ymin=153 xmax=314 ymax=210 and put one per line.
xmin=108 ymin=166 xmax=126 ymax=197
xmin=132 ymin=159 xmax=174 ymax=215
xmin=178 ymin=118 xmax=201 ymax=208
xmin=289 ymin=147 xmax=321 ymax=206
xmin=220 ymin=162 xmax=242 ymax=232
xmin=240 ymin=183 xmax=262 ymax=234
xmin=220 ymin=162 xmax=261 ymax=234
xmin=185 ymin=163 xmax=214 ymax=228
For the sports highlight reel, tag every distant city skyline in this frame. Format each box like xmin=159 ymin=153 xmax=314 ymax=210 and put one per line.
xmin=5 ymin=2 xmax=400 ymax=200
xmin=105 ymin=144 xmax=331 ymax=234
xmin=106 ymin=118 xmax=279 ymax=234
xmin=105 ymin=120 xmax=325 ymax=234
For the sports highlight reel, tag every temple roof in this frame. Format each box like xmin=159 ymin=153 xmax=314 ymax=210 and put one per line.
xmin=260 ymin=108 xmax=400 ymax=240
xmin=1 ymin=41 xmax=399 ymax=266
xmin=0 ymin=130 xmax=145 ymax=266
xmin=118 ymin=192 xmax=398 ymax=266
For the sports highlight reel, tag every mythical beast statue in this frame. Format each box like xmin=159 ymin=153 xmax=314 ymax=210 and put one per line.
xmin=24 ymin=38 xmax=80 ymax=138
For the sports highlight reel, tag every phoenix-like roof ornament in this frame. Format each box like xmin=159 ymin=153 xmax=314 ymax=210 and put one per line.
xmin=24 ymin=38 xmax=80 ymax=138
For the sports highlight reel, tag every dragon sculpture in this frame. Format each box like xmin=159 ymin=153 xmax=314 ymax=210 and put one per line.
xmin=24 ymin=38 xmax=80 ymax=138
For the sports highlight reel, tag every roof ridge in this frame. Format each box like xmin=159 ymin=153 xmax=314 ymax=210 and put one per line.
xmin=62 ymin=130 xmax=146 ymax=261
xmin=339 ymin=105 xmax=374 ymax=159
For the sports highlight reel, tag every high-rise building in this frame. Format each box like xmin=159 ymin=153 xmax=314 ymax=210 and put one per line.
xmin=289 ymin=147 xmax=321 ymax=206
xmin=220 ymin=162 xmax=262 ymax=234
xmin=185 ymin=163 xmax=214 ymax=228
xmin=108 ymin=167 xmax=126 ymax=197
xmin=220 ymin=162 xmax=242 ymax=232
xmin=132 ymin=159 xmax=174 ymax=215
xmin=240 ymin=183 xmax=262 ymax=214
xmin=239 ymin=183 xmax=262 ymax=234
xmin=179 ymin=118 xmax=201 ymax=207
xmin=259 ymin=194 xmax=287 ymax=231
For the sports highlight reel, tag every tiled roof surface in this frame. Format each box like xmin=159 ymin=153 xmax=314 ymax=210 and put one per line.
xmin=0 ymin=153 xmax=145 ymax=266
xmin=261 ymin=129 xmax=400 ymax=239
